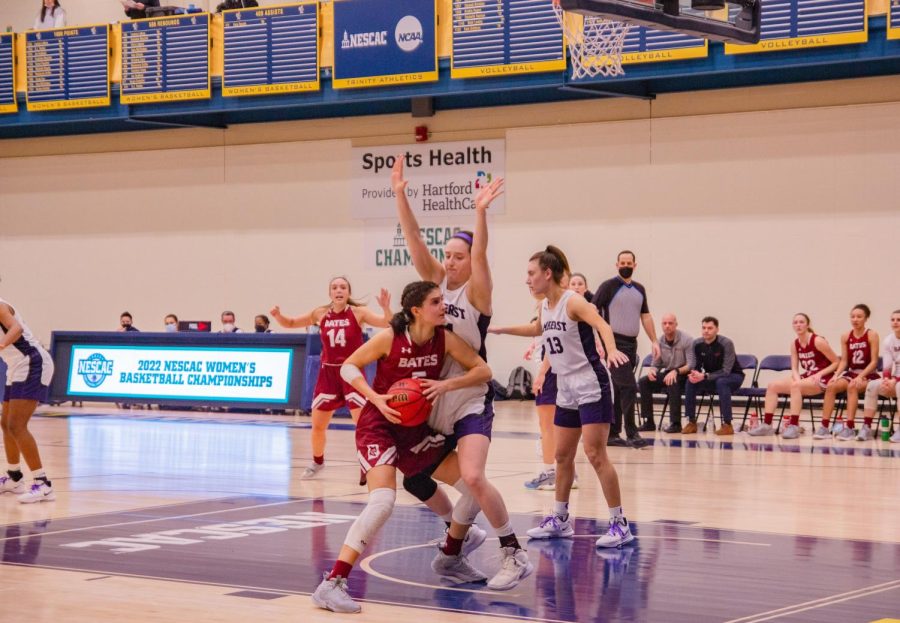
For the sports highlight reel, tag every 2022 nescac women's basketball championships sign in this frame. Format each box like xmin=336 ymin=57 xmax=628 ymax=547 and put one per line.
xmin=350 ymin=139 xmax=506 ymax=219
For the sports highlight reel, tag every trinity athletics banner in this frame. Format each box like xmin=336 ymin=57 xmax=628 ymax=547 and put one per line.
xmin=67 ymin=345 xmax=292 ymax=403
xmin=350 ymin=139 xmax=506 ymax=220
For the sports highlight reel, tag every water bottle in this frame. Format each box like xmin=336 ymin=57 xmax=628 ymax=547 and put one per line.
xmin=880 ymin=418 xmax=891 ymax=441
xmin=748 ymin=412 xmax=758 ymax=431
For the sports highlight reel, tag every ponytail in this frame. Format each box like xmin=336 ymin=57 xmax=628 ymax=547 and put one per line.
xmin=390 ymin=281 xmax=439 ymax=334
xmin=529 ymin=245 xmax=571 ymax=285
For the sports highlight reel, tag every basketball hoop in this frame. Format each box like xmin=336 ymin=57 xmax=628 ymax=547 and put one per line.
xmin=552 ymin=2 xmax=632 ymax=79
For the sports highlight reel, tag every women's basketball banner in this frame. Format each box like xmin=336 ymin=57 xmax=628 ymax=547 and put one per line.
xmin=350 ymin=139 xmax=506 ymax=220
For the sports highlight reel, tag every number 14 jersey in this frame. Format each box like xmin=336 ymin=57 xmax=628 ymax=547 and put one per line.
xmin=320 ymin=306 xmax=364 ymax=365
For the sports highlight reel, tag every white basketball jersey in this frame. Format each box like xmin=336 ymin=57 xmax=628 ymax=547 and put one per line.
xmin=540 ymin=290 xmax=602 ymax=376
xmin=0 ymin=298 xmax=49 ymax=367
xmin=429 ymin=278 xmax=491 ymax=435
xmin=883 ymin=334 xmax=900 ymax=378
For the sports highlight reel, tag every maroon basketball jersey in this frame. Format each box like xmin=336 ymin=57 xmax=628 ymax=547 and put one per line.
xmin=796 ymin=333 xmax=832 ymax=378
xmin=846 ymin=329 xmax=873 ymax=372
xmin=371 ymin=328 xmax=446 ymax=395
xmin=319 ymin=307 xmax=364 ymax=365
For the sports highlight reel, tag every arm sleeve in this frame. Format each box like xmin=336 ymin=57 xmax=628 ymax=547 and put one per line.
xmin=686 ymin=340 xmax=698 ymax=372
xmin=709 ymin=338 xmax=736 ymax=381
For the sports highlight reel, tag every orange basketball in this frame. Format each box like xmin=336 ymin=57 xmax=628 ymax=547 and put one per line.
xmin=386 ymin=377 xmax=432 ymax=427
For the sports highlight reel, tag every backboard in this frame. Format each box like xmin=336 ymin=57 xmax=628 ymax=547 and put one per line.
xmin=559 ymin=0 xmax=761 ymax=44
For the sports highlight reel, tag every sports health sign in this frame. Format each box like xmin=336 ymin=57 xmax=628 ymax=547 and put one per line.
xmin=332 ymin=0 xmax=437 ymax=88
xmin=351 ymin=139 xmax=506 ymax=220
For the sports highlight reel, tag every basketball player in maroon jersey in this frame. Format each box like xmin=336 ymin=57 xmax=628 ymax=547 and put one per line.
xmin=750 ymin=313 xmax=839 ymax=439
xmin=311 ymin=281 xmax=493 ymax=613
xmin=818 ymin=304 xmax=880 ymax=440
xmin=271 ymin=277 xmax=392 ymax=478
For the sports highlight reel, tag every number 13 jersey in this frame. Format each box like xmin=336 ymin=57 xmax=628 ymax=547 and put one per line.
xmin=319 ymin=307 xmax=364 ymax=365
xmin=540 ymin=290 xmax=603 ymax=376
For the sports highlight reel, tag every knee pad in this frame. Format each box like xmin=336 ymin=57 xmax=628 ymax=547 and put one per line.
xmin=451 ymin=479 xmax=481 ymax=526
xmin=344 ymin=487 xmax=395 ymax=553
xmin=403 ymin=472 xmax=438 ymax=503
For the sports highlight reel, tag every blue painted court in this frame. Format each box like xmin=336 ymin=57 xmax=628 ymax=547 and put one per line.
xmin=3 ymin=494 xmax=897 ymax=623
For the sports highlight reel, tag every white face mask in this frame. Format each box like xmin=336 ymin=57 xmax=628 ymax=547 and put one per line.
xmin=165 ymin=323 xmax=177 ymax=333
xmin=222 ymin=323 xmax=235 ymax=333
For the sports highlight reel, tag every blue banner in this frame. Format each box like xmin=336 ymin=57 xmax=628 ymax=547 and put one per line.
xmin=332 ymin=0 xmax=437 ymax=89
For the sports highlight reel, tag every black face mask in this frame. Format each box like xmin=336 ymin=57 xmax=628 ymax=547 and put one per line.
xmin=618 ymin=267 xmax=634 ymax=280
xmin=255 ymin=325 xmax=267 ymax=333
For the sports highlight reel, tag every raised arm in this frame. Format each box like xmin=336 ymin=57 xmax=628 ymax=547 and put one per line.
xmin=269 ymin=305 xmax=324 ymax=330
xmin=567 ymin=295 xmax=628 ymax=368
xmin=420 ymin=331 xmax=492 ymax=401
xmin=356 ymin=289 xmax=393 ymax=329
xmin=466 ymin=178 xmax=504 ymax=316
xmin=0 ymin=303 xmax=23 ymax=349
xmin=391 ymin=156 xmax=444 ymax=283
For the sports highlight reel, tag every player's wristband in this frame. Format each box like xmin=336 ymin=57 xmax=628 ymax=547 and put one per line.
xmin=340 ymin=363 xmax=364 ymax=384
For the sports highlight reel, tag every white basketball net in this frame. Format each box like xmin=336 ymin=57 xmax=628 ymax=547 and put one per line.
xmin=553 ymin=4 xmax=633 ymax=79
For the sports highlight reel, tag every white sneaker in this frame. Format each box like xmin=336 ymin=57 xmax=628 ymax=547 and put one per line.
xmin=836 ymin=426 xmax=856 ymax=441
xmin=748 ymin=423 xmax=775 ymax=436
xmin=855 ymin=425 xmax=874 ymax=441
xmin=812 ymin=425 xmax=831 ymax=440
xmin=526 ymin=514 xmax=574 ymax=540
xmin=302 ymin=462 xmax=325 ymax=479
xmin=487 ymin=547 xmax=534 ymax=591
xmin=890 ymin=430 xmax=900 ymax=443
xmin=17 ymin=481 xmax=55 ymax=504
xmin=524 ymin=470 xmax=555 ymax=490
xmin=781 ymin=424 xmax=801 ymax=440
xmin=431 ymin=551 xmax=488 ymax=584
xmin=0 ymin=475 xmax=25 ymax=495
xmin=311 ymin=573 xmax=361 ymax=614
xmin=595 ymin=516 xmax=635 ymax=548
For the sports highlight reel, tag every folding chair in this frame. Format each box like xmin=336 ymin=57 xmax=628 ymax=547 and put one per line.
xmin=700 ymin=354 xmax=758 ymax=432
xmin=731 ymin=355 xmax=790 ymax=432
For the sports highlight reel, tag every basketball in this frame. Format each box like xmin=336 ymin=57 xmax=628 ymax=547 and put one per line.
xmin=386 ymin=378 xmax=432 ymax=427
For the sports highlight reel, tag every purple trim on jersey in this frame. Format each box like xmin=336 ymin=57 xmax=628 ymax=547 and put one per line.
xmin=535 ymin=369 xmax=557 ymax=406
xmin=477 ymin=313 xmax=491 ymax=360
xmin=553 ymin=398 xmax=613 ymax=428
xmin=577 ymin=321 xmax=602 ymax=368
xmin=5 ymin=354 xmax=48 ymax=402
xmin=0 ymin=320 xmax=39 ymax=360
xmin=452 ymin=401 xmax=494 ymax=439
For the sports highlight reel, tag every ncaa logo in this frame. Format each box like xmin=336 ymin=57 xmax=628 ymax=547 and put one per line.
xmin=395 ymin=15 xmax=423 ymax=52
xmin=77 ymin=353 xmax=114 ymax=389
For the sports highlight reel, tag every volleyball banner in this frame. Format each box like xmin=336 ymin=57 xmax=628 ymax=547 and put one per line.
xmin=67 ymin=345 xmax=293 ymax=403
xmin=350 ymin=139 xmax=506 ymax=220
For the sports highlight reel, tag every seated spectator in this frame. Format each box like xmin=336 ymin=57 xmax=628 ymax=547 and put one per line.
xmin=164 ymin=314 xmax=179 ymax=332
xmin=219 ymin=310 xmax=242 ymax=333
xmin=638 ymin=313 xmax=692 ymax=433
xmin=119 ymin=0 xmax=160 ymax=19
xmin=118 ymin=311 xmax=139 ymax=332
xmin=254 ymin=314 xmax=272 ymax=333
xmin=683 ymin=316 xmax=744 ymax=436
xmin=34 ymin=0 xmax=66 ymax=30
xmin=750 ymin=313 xmax=839 ymax=439
xmin=215 ymin=0 xmax=259 ymax=12
xmin=860 ymin=309 xmax=900 ymax=443
xmin=817 ymin=304 xmax=880 ymax=440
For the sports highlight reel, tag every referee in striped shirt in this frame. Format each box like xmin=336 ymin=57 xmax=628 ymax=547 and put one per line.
xmin=591 ymin=250 xmax=661 ymax=448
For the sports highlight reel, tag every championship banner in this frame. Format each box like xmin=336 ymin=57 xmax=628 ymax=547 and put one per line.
xmin=68 ymin=345 xmax=292 ymax=403
xmin=351 ymin=139 xmax=506 ymax=220
xmin=331 ymin=0 xmax=437 ymax=89
xmin=363 ymin=220 xmax=472 ymax=269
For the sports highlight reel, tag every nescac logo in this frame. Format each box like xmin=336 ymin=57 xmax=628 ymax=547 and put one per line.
xmin=341 ymin=29 xmax=388 ymax=50
xmin=77 ymin=353 xmax=114 ymax=388
xmin=395 ymin=15 xmax=423 ymax=52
